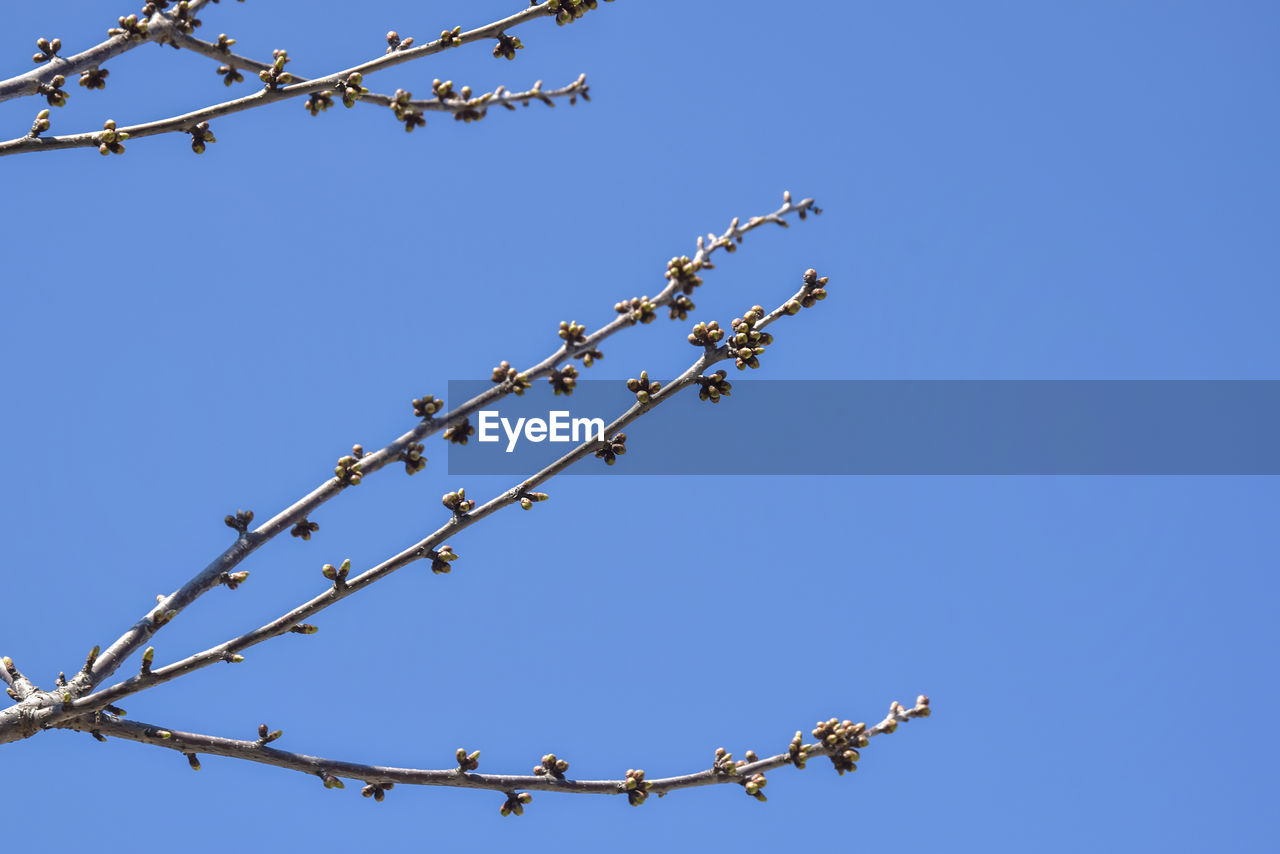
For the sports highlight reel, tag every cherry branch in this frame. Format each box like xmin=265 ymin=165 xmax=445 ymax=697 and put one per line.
xmin=0 ymin=0 xmax=220 ymax=104
xmin=62 ymin=264 xmax=829 ymax=721
xmin=0 ymin=195 xmax=819 ymax=745
xmin=161 ymin=28 xmax=588 ymax=122
xmin=56 ymin=191 xmax=816 ymax=708
xmin=0 ymin=1 xmax=606 ymax=156
xmin=1 ymin=657 xmax=38 ymax=702
xmin=58 ymin=697 xmax=930 ymax=810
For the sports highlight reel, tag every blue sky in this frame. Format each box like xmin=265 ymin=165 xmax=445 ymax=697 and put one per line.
xmin=1 ymin=1 xmax=1276 ymax=850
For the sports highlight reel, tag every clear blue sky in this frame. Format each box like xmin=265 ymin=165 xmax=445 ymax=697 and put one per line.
xmin=2 ymin=1 xmax=1276 ymax=850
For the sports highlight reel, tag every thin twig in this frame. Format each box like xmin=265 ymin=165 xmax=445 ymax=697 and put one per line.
xmin=162 ymin=29 xmax=586 ymax=118
xmin=57 ymin=697 xmax=931 ymax=804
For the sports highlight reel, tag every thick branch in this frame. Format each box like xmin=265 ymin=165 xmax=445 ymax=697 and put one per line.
xmin=0 ymin=657 xmax=37 ymax=701
xmin=57 ymin=697 xmax=931 ymax=804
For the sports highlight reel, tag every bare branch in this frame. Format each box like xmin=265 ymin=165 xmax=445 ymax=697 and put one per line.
xmin=0 ymin=197 xmax=819 ymax=750
xmin=0 ymin=1 xmax=589 ymax=157
xmin=0 ymin=1 xmax=219 ymax=104
xmin=57 ymin=697 xmax=930 ymax=807
xmin=162 ymin=29 xmax=588 ymax=121
xmin=1 ymin=656 xmax=38 ymax=701
xmin=1 ymin=4 xmax=926 ymax=814
xmin=75 ymin=192 xmax=817 ymax=700
xmin=61 ymin=262 xmax=828 ymax=724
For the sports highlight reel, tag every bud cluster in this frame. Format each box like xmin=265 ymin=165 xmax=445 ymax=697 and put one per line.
xmin=362 ymin=783 xmax=393 ymax=801
xmin=442 ymin=488 xmax=475 ymax=515
xmin=795 ymin=268 xmax=830 ymax=310
xmin=687 ymin=320 xmax=724 ymax=348
xmin=492 ymin=362 xmax=533 ymax=395
xmin=79 ymin=67 xmax=109 ymax=90
xmin=385 ymin=30 xmax=415 ymax=53
xmin=493 ymin=33 xmax=524 ymax=60
xmin=96 ymin=119 xmax=128 ymax=155
xmin=558 ymin=320 xmax=587 ymax=346
xmin=519 ymin=491 xmax=549 ymax=510
xmin=290 ymin=518 xmax=319 ymax=540
xmin=812 ymin=717 xmax=867 ymax=775
xmin=189 ymin=121 xmax=216 ymax=155
xmin=500 ymin=792 xmax=532 ymax=816
xmin=624 ymin=768 xmax=651 ymax=805
xmin=412 ymin=395 xmax=444 ymax=419
xmin=39 ymin=75 xmax=67 ymax=108
xmin=626 ymin=371 xmax=661 ymax=404
xmin=788 ymin=731 xmax=808 ymax=768
xmin=665 ymin=255 xmax=703 ymax=295
xmin=322 ymin=558 xmax=351 ymax=588
xmin=304 ymin=90 xmax=333 ymax=115
xmin=595 ymin=432 xmax=627 ymax=465
xmin=696 ymin=370 xmax=732 ymax=403
xmin=730 ymin=305 xmax=773 ymax=370
xmin=168 ymin=2 xmax=202 ymax=34
xmin=742 ymin=772 xmax=768 ymax=801
xmin=549 ymin=364 xmax=578 ymax=396
xmin=712 ymin=747 xmax=739 ymax=777
xmin=574 ymin=346 xmax=604 ymax=367
xmin=339 ymin=73 xmax=368 ymax=108
xmin=218 ymin=64 xmax=245 ymax=87
xmin=222 ymin=570 xmax=250 ymax=590
xmin=533 ymin=753 xmax=570 ymax=778
xmin=400 ymin=441 xmax=426 ymax=474
xmin=549 ymin=0 xmax=615 ymax=26
xmin=28 ymin=109 xmax=50 ymax=138
xmin=258 ymin=49 xmax=293 ymax=89
xmin=109 ymin=14 xmax=149 ymax=39
xmin=430 ymin=545 xmax=458 ymax=574
xmin=614 ymin=297 xmax=657 ymax=325
xmin=334 ymin=445 xmax=363 ymax=486
xmin=443 ymin=417 xmax=476 ymax=445
xmin=456 ymin=747 xmax=481 ymax=771
xmin=390 ymin=89 xmax=425 ymax=132
xmin=32 ymin=37 xmax=62 ymax=64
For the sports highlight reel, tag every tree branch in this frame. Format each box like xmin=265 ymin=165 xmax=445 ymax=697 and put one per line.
xmin=61 ymin=261 xmax=829 ymax=723
xmin=0 ymin=1 xmax=594 ymax=156
xmin=68 ymin=192 xmax=816 ymax=704
xmin=160 ymin=29 xmax=588 ymax=121
xmin=1 ymin=656 xmax=38 ymax=702
xmin=0 ymin=193 xmax=818 ymax=746
xmin=0 ymin=0 xmax=219 ymax=104
xmin=57 ymin=696 xmax=930 ymax=810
